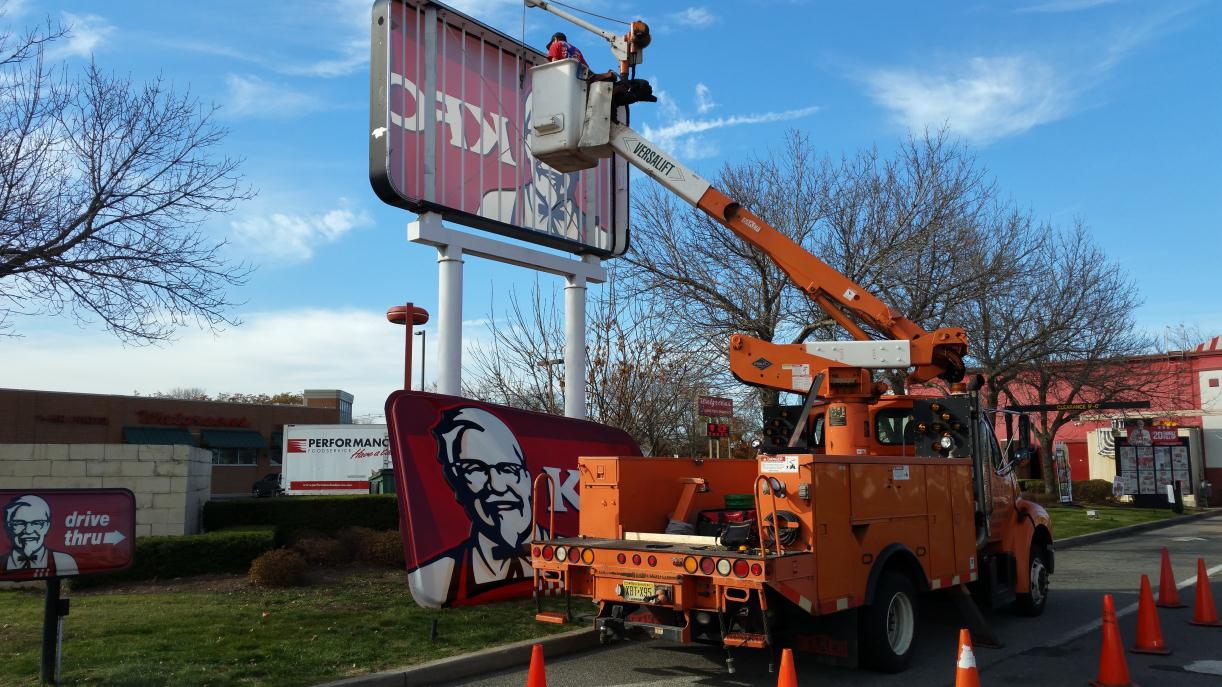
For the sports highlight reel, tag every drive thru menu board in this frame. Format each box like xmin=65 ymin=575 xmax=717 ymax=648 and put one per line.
xmin=1114 ymin=428 xmax=1192 ymax=508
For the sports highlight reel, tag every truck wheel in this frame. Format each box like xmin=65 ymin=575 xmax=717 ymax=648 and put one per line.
xmin=860 ymin=572 xmax=917 ymax=673
xmin=1013 ymin=544 xmax=1050 ymax=617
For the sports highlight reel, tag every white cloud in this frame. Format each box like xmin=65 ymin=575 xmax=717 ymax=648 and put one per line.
xmin=49 ymin=12 xmax=115 ymax=59
xmin=1017 ymin=0 xmax=1124 ymax=13
xmin=694 ymin=82 xmax=716 ymax=114
xmin=6 ymin=309 xmax=498 ymax=422
xmin=230 ymin=202 xmax=372 ymax=263
xmin=865 ymin=56 xmax=1067 ymax=144
xmin=669 ymin=7 xmax=717 ymax=28
xmin=642 ymin=105 xmax=822 ymax=157
xmin=223 ymin=73 xmax=321 ymax=118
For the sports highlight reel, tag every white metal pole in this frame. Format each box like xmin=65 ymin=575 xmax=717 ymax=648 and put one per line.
xmin=436 ymin=239 xmax=464 ymax=397
xmin=563 ymin=272 xmax=587 ymax=419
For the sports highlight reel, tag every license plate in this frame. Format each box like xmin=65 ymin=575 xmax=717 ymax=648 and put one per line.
xmin=620 ymin=581 xmax=655 ymax=602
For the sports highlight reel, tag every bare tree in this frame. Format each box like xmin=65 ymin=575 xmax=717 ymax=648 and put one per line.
xmin=1163 ymin=322 xmax=1210 ymax=352
xmin=0 ymin=15 xmax=252 ymax=342
xmin=150 ymin=389 xmax=306 ymax=405
xmin=465 ymin=275 xmax=721 ymax=456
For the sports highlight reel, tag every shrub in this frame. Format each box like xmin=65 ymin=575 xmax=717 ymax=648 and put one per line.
xmin=202 ymin=495 xmax=400 ymax=534
xmin=1072 ymin=479 xmax=1115 ymax=504
xmin=356 ymin=530 xmax=406 ymax=567
xmin=1018 ymin=479 xmax=1046 ymax=494
xmin=74 ymin=526 xmax=276 ymax=587
xmin=249 ymin=549 xmax=309 ymax=587
xmin=293 ymin=536 xmax=350 ymax=566
xmin=335 ymin=526 xmax=376 ymax=560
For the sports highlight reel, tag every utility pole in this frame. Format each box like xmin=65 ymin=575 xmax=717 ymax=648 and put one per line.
xmin=415 ymin=329 xmax=427 ymax=390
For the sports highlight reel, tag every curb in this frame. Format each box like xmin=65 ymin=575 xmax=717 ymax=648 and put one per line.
xmin=1054 ymin=507 xmax=1222 ymax=551
xmin=315 ymin=625 xmax=599 ymax=687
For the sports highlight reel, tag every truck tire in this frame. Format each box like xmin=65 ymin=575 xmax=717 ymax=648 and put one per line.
xmin=860 ymin=572 xmax=917 ymax=673
xmin=1013 ymin=544 xmax=1050 ymax=617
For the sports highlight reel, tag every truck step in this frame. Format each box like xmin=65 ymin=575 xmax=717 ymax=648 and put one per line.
xmin=723 ymin=631 xmax=768 ymax=649
xmin=535 ymin=612 xmax=568 ymax=625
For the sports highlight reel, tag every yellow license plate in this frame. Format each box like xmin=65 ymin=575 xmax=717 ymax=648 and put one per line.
xmin=620 ymin=581 xmax=655 ymax=601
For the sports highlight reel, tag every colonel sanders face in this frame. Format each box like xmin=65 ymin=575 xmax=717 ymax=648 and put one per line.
xmin=4 ymin=495 xmax=51 ymax=558
xmin=434 ymin=407 xmax=533 ymax=553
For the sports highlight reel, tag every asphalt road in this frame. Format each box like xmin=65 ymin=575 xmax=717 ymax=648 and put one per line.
xmin=447 ymin=515 xmax=1222 ymax=686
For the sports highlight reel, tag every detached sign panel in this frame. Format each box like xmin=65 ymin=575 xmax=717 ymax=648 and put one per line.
xmin=369 ymin=0 xmax=629 ymax=257
xmin=1 ymin=489 xmax=135 ymax=581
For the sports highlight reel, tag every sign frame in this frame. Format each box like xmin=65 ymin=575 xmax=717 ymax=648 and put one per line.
xmin=369 ymin=0 xmax=630 ymax=257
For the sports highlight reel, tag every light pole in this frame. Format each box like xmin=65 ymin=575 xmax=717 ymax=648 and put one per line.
xmin=537 ymin=356 xmax=565 ymax=414
xmin=415 ymin=330 xmax=427 ymax=390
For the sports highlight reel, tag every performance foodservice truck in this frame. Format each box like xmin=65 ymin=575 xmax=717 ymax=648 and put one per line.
xmin=281 ymin=424 xmax=392 ymax=495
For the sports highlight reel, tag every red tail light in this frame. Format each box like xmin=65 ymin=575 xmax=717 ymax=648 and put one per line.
xmin=542 ymin=545 xmax=554 ymax=561
xmin=750 ymin=562 xmax=763 ymax=576
xmin=647 ymin=555 xmax=657 ymax=567
xmin=733 ymin=559 xmax=749 ymax=578
xmin=616 ymin=553 xmax=627 ymax=564
xmin=532 ymin=546 xmax=540 ymax=559
xmin=699 ymin=557 xmax=715 ymax=575
xmin=568 ymin=546 xmax=581 ymax=562
xmin=631 ymin=553 xmax=642 ymax=566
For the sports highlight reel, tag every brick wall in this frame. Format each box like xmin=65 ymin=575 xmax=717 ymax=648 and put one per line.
xmin=0 ymin=444 xmax=212 ymax=536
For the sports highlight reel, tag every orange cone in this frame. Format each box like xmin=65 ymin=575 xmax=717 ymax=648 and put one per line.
xmin=526 ymin=643 xmax=548 ymax=687
xmin=954 ymin=628 xmax=981 ymax=687
xmin=1131 ymin=574 xmax=1170 ymax=654
xmin=1090 ymin=594 xmax=1135 ymax=687
xmin=1189 ymin=558 xmax=1221 ymax=627
xmin=1156 ymin=547 xmax=1186 ymax=608
xmin=775 ymin=647 xmax=797 ymax=687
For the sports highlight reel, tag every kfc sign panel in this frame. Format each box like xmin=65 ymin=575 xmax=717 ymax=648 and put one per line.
xmin=2 ymin=489 xmax=135 ymax=581
xmin=386 ymin=391 xmax=641 ymax=608
xmin=369 ymin=0 xmax=629 ymax=257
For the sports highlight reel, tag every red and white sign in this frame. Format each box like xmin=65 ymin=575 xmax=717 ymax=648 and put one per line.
xmin=369 ymin=0 xmax=629 ymax=257
xmin=1 ymin=489 xmax=135 ymax=581
xmin=698 ymin=395 xmax=733 ymax=418
xmin=282 ymin=425 xmax=392 ymax=495
xmin=1150 ymin=429 xmax=1180 ymax=445
xmin=386 ymin=390 xmax=641 ymax=608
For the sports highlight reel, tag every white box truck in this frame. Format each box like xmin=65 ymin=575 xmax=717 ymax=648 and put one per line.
xmin=281 ymin=424 xmax=391 ymax=495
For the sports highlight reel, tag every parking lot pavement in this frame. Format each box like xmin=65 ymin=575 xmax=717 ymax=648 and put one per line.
xmin=445 ymin=515 xmax=1222 ymax=686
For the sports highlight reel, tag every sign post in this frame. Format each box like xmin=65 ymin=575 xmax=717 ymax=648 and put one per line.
xmin=1054 ymin=442 xmax=1072 ymax=504
xmin=1 ymin=489 xmax=136 ymax=685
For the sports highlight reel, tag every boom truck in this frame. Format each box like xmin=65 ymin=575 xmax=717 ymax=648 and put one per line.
xmin=521 ymin=1 xmax=1053 ymax=673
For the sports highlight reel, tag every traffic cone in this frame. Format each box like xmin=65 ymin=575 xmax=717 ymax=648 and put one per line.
xmin=1189 ymin=558 xmax=1221 ymax=627
xmin=954 ymin=628 xmax=981 ymax=687
xmin=1131 ymin=574 xmax=1170 ymax=655
xmin=1089 ymin=594 xmax=1134 ymax=687
xmin=775 ymin=647 xmax=797 ymax=687
xmin=526 ymin=643 xmax=548 ymax=687
xmin=1156 ymin=547 xmax=1186 ymax=608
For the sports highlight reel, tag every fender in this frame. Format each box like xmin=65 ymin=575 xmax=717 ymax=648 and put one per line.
xmin=864 ymin=543 xmax=929 ymax=604
xmin=1016 ymin=497 xmax=1055 ymax=575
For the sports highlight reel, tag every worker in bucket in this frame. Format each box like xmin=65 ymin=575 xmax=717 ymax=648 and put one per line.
xmin=546 ymin=31 xmax=615 ymax=81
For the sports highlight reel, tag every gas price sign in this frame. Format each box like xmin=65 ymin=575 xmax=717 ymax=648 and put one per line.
xmin=1 ymin=489 xmax=135 ymax=581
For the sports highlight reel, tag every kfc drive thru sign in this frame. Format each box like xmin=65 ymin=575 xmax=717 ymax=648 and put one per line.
xmin=1 ymin=489 xmax=135 ymax=581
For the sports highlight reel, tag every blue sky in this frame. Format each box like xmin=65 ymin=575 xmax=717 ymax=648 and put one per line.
xmin=4 ymin=0 xmax=1219 ymax=421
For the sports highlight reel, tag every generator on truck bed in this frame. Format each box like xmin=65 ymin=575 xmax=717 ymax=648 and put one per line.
xmin=522 ymin=0 xmax=1053 ymax=673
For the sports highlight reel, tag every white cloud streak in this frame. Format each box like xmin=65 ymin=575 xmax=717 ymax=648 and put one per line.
xmin=669 ymin=7 xmax=718 ymax=28
xmin=49 ymin=12 xmax=115 ymax=59
xmin=1016 ymin=0 xmax=1125 ymax=13
xmin=231 ymin=203 xmax=372 ymax=263
xmin=223 ymin=73 xmax=321 ymax=118
xmin=642 ymin=105 xmax=821 ymax=157
xmin=694 ymin=82 xmax=716 ymax=114
xmin=865 ymin=56 xmax=1067 ymax=144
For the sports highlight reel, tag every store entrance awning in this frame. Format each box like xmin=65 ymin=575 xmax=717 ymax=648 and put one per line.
xmin=201 ymin=429 xmax=268 ymax=449
xmin=122 ymin=426 xmax=196 ymax=445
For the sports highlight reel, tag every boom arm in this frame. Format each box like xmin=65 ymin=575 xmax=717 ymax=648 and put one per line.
xmin=606 ymin=124 xmax=967 ymax=386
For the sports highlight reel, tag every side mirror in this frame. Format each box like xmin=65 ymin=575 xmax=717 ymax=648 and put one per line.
xmin=1016 ymin=415 xmax=1033 ymax=465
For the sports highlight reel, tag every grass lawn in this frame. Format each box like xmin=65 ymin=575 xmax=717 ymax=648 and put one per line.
xmin=0 ymin=567 xmax=570 ymax=687
xmin=1046 ymin=504 xmax=1189 ymax=539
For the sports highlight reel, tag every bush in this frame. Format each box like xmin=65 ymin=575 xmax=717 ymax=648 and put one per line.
xmin=355 ymin=529 xmax=406 ymax=567
xmin=335 ymin=526 xmax=376 ymax=560
xmin=249 ymin=549 xmax=309 ymax=587
xmin=1072 ymin=479 xmax=1115 ymax=504
xmin=202 ymin=495 xmax=399 ymax=534
xmin=75 ymin=526 xmax=276 ymax=587
xmin=293 ymin=536 xmax=350 ymax=566
xmin=1018 ymin=479 xmax=1046 ymax=494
